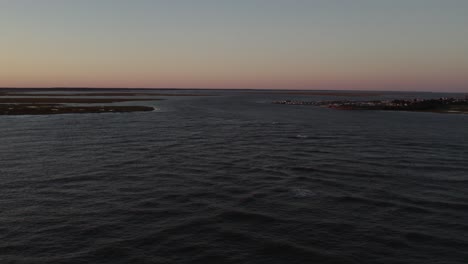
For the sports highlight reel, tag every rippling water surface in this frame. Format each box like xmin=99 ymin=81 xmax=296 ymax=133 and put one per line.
xmin=1 ymin=90 xmax=467 ymax=263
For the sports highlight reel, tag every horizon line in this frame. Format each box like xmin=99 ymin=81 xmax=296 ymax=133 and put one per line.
xmin=0 ymin=87 xmax=467 ymax=94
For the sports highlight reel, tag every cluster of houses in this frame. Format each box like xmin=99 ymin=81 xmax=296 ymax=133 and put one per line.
xmin=328 ymin=97 xmax=468 ymax=110
xmin=272 ymin=100 xmax=317 ymax=105
xmin=273 ymin=96 xmax=468 ymax=112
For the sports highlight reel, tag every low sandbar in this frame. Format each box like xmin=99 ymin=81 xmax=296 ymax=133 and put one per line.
xmin=0 ymin=94 xmax=159 ymax=115
xmin=0 ymin=104 xmax=154 ymax=115
xmin=0 ymin=97 xmax=161 ymax=104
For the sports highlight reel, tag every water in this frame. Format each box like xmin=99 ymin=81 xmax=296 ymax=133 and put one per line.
xmin=1 ymin=90 xmax=467 ymax=263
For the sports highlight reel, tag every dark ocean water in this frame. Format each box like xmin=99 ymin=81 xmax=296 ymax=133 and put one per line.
xmin=1 ymin=90 xmax=468 ymax=264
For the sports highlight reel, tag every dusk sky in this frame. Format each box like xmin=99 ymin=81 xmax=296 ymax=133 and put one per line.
xmin=1 ymin=0 xmax=467 ymax=92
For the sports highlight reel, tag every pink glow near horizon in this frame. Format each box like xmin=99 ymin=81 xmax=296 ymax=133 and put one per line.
xmin=1 ymin=1 xmax=468 ymax=92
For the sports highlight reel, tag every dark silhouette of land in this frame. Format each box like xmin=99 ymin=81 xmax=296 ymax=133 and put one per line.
xmin=0 ymin=104 xmax=154 ymax=115
xmin=0 ymin=88 xmax=221 ymax=115
xmin=0 ymin=97 xmax=161 ymax=104
xmin=0 ymin=89 xmax=163 ymax=115
xmin=273 ymin=97 xmax=468 ymax=114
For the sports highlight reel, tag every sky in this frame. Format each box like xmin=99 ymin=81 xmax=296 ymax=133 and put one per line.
xmin=1 ymin=0 xmax=467 ymax=92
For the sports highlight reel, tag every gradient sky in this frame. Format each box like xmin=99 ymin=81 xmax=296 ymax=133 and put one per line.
xmin=1 ymin=0 xmax=468 ymax=91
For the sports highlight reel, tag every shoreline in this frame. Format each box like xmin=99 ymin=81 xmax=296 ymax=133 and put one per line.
xmin=0 ymin=97 xmax=163 ymax=104
xmin=0 ymin=92 xmax=161 ymax=115
xmin=0 ymin=104 xmax=155 ymax=115
xmin=273 ymin=98 xmax=468 ymax=114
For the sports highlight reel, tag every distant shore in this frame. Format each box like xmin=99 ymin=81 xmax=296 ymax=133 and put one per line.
xmin=273 ymin=97 xmax=468 ymax=114
xmin=0 ymin=90 xmax=160 ymax=115
xmin=0 ymin=97 xmax=162 ymax=104
xmin=0 ymin=104 xmax=154 ymax=115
